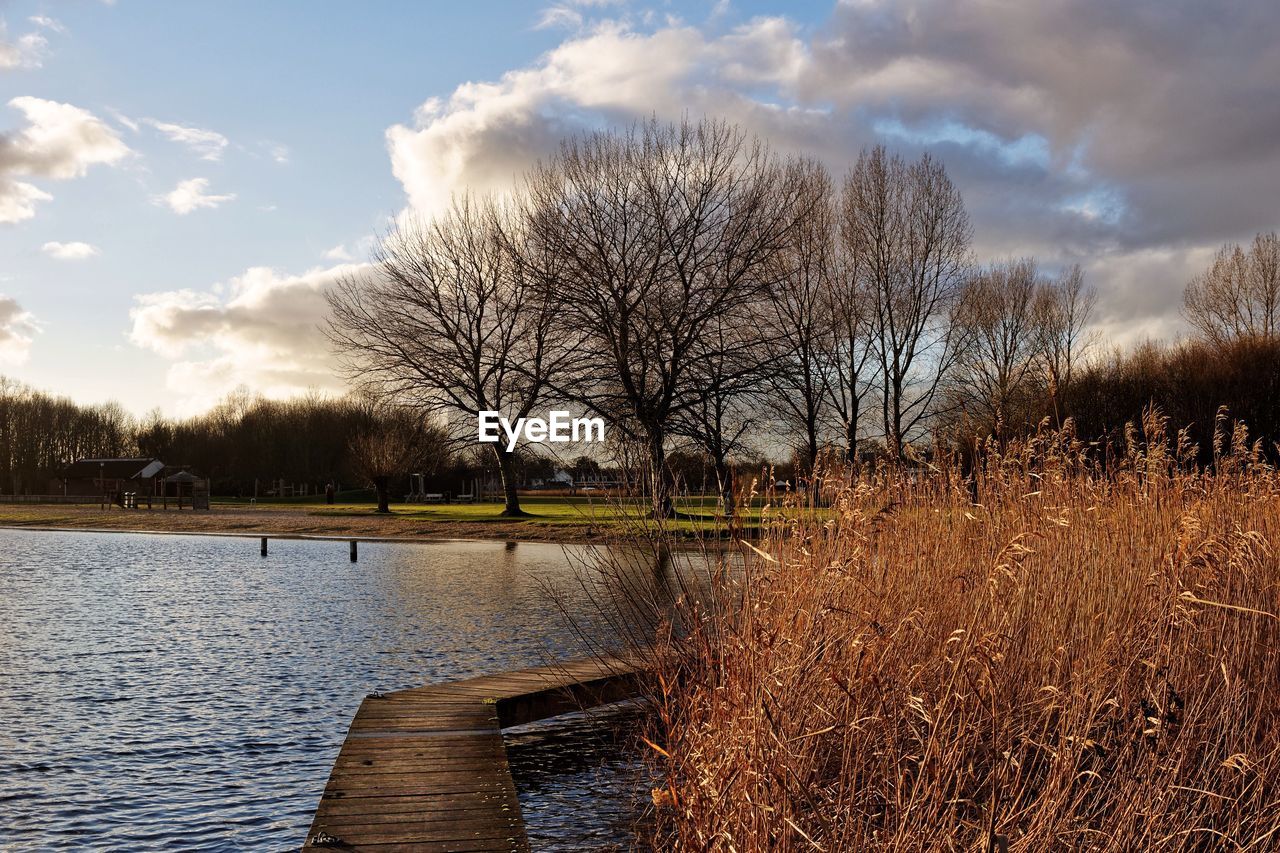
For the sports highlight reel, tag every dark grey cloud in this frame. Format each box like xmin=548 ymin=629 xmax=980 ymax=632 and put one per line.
xmin=804 ymin=0 xmax=1280 ymax=338
xmin=813 ymin=0 xmax=1280 ymax=244
xmin=382 ymin=2 xmax=1280 ymax=341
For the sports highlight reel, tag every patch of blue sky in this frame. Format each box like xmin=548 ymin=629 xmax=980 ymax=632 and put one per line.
xmin=1057 ymin=186 xmax=1127 ymax=225
xmin=872 ymin=116 xmax=1051 ymax=169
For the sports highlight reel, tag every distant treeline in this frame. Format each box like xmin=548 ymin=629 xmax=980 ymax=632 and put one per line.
xmin=0 ymin=378 xmax=134 ymax=494
xmin=0 ymin=384 xmax=615 ymax=497
xmin=0 ymin=385 xmax=365 ymax=495
xmin=1064 ymin=336 xmax=1280 ymax=460
xmin=3 ymin=334 xmax=1278 ymax=498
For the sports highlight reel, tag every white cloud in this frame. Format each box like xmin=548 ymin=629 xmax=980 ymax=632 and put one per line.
xmin=535 ymin=7 xmax=585 ymax=30
xmin=0 ymin=96 xmax=131 ymax=222
xmin=145 ymin=119 xmax=229 ymax=161
xmin=157 ymin=177 xmax=236 ymax=215
xmin=263 ymin=142 xmax=290 ymax=164
xmin=28 ymin=16 xmax=66 ymax=35
xmin=321 ymin=244 xmax=354 ymax=261
xmin=41 ymin=241 xmax=100 ymax=260
xmin=129 ymin=264 xmax=365 ymax=410
xmin=0 ymin=296 xmax=38 ymax=365
xmin=0 ymin=181 xmax=52 ymax=223
xmin=387 ymin=21 xmax=707 ymax=216
xmin=1 ymin=97 xmax=132 ymax=179
xmin=0 ymin=24 xmax=49 ymax=70
xmin=108 ymin=108 xmax=139 ymax=133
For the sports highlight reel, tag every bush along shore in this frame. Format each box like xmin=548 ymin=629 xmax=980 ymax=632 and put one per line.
xmin=640 ymin=412 xmax=1280 ymax=850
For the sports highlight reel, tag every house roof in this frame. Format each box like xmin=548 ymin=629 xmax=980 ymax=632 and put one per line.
xmin=61 ymin=458 xmax=165 ymax=480
xmin=164 ymin=471 xmax=204 ymax=483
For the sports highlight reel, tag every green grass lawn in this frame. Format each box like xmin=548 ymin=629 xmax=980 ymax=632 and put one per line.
xmin=212 ymin=493 xmax=805 ymax=537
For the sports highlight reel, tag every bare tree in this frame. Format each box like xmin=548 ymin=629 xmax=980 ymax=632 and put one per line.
xmin=327 ymin=196 xmax=573 ymax=516
xmin=527 ymin=118 xmax=810 ymax=518
xmin=842 ymin=146 xmax=972 ymax=458
xmin=1184 ymin=232 xmax=1280 ymax=346
xmin=349 ymin=401 xmax=448 ymax=513
xmin=954 ymin=258 xmax=1043 ymax=439
xmin=763 ymin=160 xmax=837 ymax=472
xmin=827 ymin=207 xmax=875 ymax=462
xmin=1035 ymin=263 xmax=1095 ymax=423
xmin=672 ymin=316 xmax=761 ymax=517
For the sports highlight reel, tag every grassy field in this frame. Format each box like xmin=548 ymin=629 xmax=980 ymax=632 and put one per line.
xmin=278 ymin=495 xmax=753 ymax=520
xmin=0 ymin=494 xmax=789 ymax=541
xmin=636 ymin=418 xmax=1280 ymax=849
xmin=216 ymin=492 xmax=797 ymax=534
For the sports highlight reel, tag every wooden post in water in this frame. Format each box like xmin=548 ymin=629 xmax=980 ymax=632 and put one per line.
xmin=349 ymin=540 xmax=358 ymax=562
xmin=261 ymin=537 xmax=268 ymax=557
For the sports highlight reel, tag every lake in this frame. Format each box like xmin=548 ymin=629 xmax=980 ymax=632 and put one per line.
xmin=0 ymin=529 xmax=665 ymax=850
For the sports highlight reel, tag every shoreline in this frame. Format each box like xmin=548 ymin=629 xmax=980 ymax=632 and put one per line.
xmin=0 ymin=506 xmax=604 ymax=546
xmin=0 ymin=503 xmax=744 ymax=548
xmin=0 ymin=523 xmax=547 ymax=546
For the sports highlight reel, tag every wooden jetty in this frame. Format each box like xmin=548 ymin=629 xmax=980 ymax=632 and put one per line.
xmin=302 ymin=655 xmax=644 ymax=851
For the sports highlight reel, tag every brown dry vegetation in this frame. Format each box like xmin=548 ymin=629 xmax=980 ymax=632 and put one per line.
xmin=643 ymin=412 xmax=1280 ymax=850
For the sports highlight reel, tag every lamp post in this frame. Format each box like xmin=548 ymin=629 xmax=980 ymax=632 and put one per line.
xmin=99 ymin=461 xmax=105 ymax=510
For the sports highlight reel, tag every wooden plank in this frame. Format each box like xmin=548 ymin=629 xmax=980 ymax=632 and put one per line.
xmin=302 ymin=655 xmax=643 ymax=852
xmin=332 ymin=748 xmax=507 ymax=766
xmin=308 ymin=835 xmax=524 ymax=851
xmin=314 ymin=792 xmax=518 ymax=813
xmin=313 ymin=793 xmax=518 ymax=817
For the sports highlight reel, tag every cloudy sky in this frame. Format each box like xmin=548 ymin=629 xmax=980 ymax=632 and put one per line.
xmin=2 ymin=0 xmax=1277 ymax=415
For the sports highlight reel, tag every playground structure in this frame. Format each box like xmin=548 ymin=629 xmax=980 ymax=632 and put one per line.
xmin=403 ymin=472 xmax=443 ymax=503
xmin=403 ymin=473 xmax=485 ymax=504
xmin=259 ymin=479 xmax=314 ymax=498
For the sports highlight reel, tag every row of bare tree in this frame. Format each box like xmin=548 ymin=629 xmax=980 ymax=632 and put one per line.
xmin=328 ymin=118 xmax=1101 ymax=518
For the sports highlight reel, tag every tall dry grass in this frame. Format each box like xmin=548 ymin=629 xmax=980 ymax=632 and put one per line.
xmin=643 ymin=412 xmax=1280 ymax=850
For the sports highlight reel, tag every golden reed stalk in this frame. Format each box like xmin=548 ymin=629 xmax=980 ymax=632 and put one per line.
xmin=643 ymin=412 xmax=1280 ymax=850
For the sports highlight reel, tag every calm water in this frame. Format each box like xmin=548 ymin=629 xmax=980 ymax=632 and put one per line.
xmin=0 ymin=529 xmax=660 ymax=851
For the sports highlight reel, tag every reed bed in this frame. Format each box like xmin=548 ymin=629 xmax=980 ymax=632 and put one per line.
xmin=642 ymin=413 xmax=1280 ymax=850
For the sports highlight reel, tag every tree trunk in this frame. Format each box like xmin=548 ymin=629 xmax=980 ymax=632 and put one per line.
xmin=714 ymin=456 xmax=735 ymax=518
xmin=491 ymin=445 xmax=526 ymax=517
xmin=845 ymin=394 xmax=859 ymax=463
xmin=805 ymin=420 xmax=819 ymax=474
xmin=881 ymin=366 xmax=895 ymax=459
xmin=647 ymin=427 xmax=673 ymax=520
xmin=889 ymin=373 xmax=905 ymax=460
xmin=373 ymin=476 xmax=390 ymax=513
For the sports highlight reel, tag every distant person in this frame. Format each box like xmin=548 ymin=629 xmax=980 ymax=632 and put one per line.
xmin=326 ymin=482 xmax=335 ymax=505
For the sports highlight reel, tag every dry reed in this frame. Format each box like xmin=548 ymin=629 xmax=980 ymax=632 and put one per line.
xmin=642 ymin=412 xmax=1280 ymax=850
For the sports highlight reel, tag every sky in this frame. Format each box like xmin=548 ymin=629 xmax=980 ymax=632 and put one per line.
xmin=1 ymin=0 xmax=1278 ymax=416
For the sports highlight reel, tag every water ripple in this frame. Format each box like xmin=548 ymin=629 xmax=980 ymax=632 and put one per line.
xmin=0 ymin=530 xmax=649 ymax=851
